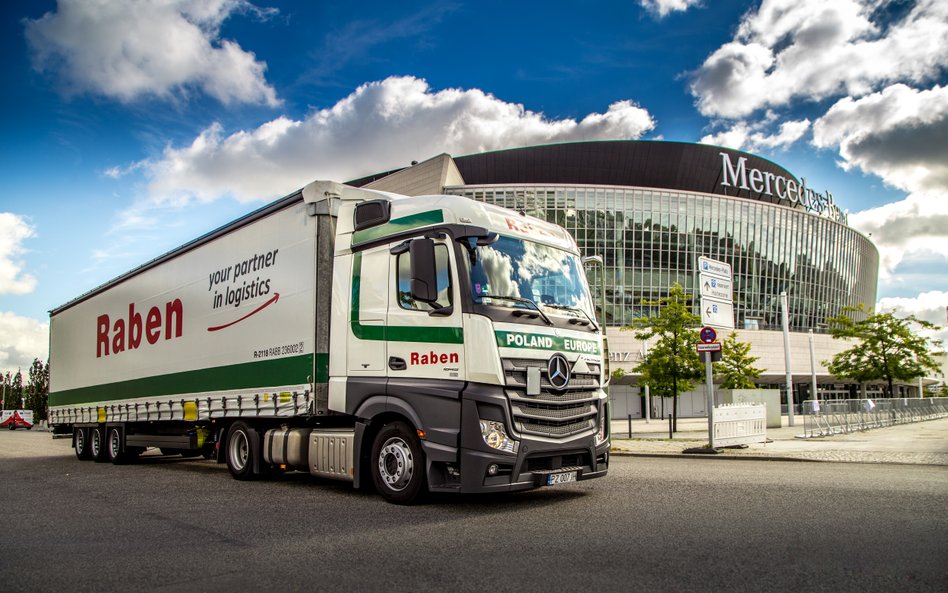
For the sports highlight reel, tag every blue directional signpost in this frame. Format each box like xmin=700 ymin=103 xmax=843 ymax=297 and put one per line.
xmin=697 ymin=256 xmax=734 ymax=451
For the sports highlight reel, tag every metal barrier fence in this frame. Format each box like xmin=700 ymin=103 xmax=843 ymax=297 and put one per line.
xmin=801 ymin=397 xmax=948 ymax=438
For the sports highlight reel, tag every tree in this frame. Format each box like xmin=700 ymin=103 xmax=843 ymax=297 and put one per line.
xmin=716 ymin=332 xmax=763 ymax=389
xmin=626 ymin=283 xmax=703 ymax=431
xmin=11 ymin=370 xmax=23 ymax=409
xmin=26 ymin=359 xmax=50 ymax=421
xmin=0 ymin=372 xmax=10 ymax=410
xmin=825 ymin=305 xmax=943 ymax=398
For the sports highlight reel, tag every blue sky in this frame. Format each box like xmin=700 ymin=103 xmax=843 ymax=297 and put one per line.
xmin=1 ymin=0 xmax=947 ymax=372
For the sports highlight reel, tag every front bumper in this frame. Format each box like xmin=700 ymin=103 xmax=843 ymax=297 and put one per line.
xmin=426 ymin=382 xmax=609 ymax=494
xmin=454 ymin=436 xmax=610 ymax=494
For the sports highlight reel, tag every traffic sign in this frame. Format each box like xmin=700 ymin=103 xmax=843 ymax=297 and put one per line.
xmin=701 ymin=297 xmax=734 ymax=329
xmin=698 ymin=256 xmax=731 ymax=280
xmin=699 ymin=274 xmax=732 ymax=301
xmin=696 ymin=342 xmax=722 ymax=353
xmin=700 ymin=326 xmax=717 ymax=343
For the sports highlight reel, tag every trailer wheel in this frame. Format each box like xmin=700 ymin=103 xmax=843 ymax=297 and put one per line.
xmin=370 ymin=421 xmax=427 ymax=505
xmin=108 ymin=427 xmax=130 ymax=465
xmin=90 ymin=426 xmax=108 ymax=462
xmin=74 ymin=428 xmax=91 ymax=461
xmin=226 ymin=422 xmax=264 ymax=480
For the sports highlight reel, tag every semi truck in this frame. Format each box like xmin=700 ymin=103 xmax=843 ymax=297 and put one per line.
xmin=49 ymin=180 xmax=610 ymax=503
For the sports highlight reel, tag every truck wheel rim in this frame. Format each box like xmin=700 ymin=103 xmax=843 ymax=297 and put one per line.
xmin=230 ymin=431 xmax=249 ymax=471
xmin=110 ymin=430 xmax=120 ymax=457
xmin=76 ymin=431 xmax=85 ymax=453
xmin=91 ymin=430 xmax=101 ymax=456
xmin=378 ymin=437 xmax=413 ymax=491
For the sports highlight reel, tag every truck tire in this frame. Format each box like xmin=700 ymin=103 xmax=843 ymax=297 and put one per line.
xmin=370 ymin=421 xmax=427 ymax=505
xmin=74 ymin=428 xmax=91 ymax=460
xmin=90 ymin=426 xmax=108 ymax=463
xmin=226 ymin=421 xmax=264 ymax=480
xmin=108 ymin=427 xmax=130 ymax=465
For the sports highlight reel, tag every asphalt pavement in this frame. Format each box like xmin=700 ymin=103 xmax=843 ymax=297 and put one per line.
xmin=1 ymin=430 xmax=946 ymax=593
xmin=610 ymin=415 xmax=948 ymax=465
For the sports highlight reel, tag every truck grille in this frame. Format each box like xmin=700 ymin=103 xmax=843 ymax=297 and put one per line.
xmin=519 ymin=419 xmax=594 ymax=437
xmin=503 ymin=358 xmax=601 ymax=439
xmin=503 ymin=358 xmax=601 ymax=391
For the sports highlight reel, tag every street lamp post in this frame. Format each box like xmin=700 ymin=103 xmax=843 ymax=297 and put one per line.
xmin=808 ymin=329 xmax=819 ymax=410
xmin=781 ymin=291 xmax=795 ymax=427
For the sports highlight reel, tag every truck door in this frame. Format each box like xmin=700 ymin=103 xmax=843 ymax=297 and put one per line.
xmin=385 ymin=237 xmax=464 ymax=382
xmin=347 ymin=247 xmax=389 ymax=374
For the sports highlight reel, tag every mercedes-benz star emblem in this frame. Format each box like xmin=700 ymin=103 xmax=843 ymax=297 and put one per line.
xmin=547 ymin=354 xmax=571 ymax=390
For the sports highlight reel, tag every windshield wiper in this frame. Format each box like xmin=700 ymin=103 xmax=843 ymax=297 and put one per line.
xmin=542 ymin=303 xmax=600 ymax=331
xmin=474 ymin=295 xmax=553 ymax=326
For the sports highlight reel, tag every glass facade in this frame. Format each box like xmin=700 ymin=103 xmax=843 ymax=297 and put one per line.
xmin=447 ymin=184 xmax=879 ymax=333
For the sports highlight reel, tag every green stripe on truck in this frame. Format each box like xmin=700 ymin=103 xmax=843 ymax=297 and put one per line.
xmin=350 ymin=252 xmax=463 ymax=344
xmin=351 ymin=210 xmax=444 ymax=246
xmin=49 ymin=353 xmax=317 ymax=407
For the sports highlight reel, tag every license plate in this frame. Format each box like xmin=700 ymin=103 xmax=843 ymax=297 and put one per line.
xmin=547 ymin=471 xmax=577 ymax=486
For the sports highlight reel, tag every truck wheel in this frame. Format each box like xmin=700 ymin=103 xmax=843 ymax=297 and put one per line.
xmin=108 ymin=427 xmax=129 ymax=465
xmin=226 ymin=421 xmax=264 ymax=480
xmin=90 ymin=426 xmax=108 ymax=463
xmin=370 ymin=421 xmax=427 ymax=504
xmin=74 ymin=428 xmax=91 ymax=460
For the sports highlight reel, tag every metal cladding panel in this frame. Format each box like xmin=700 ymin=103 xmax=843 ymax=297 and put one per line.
xmin=309 ymin=430 xmax=355 ymax=480
xmin=453 ymin=141 xmax=798 ymax=206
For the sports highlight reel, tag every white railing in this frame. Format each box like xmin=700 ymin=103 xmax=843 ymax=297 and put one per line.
xmin=800 ymin=397 xmax=948 ymax=438
xmin=713 ymin=403 xmax=767 ymax=446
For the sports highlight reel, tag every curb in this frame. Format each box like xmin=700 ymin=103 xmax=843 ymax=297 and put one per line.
xmin=610 ymin=450 xmax=817 ymax=463
xmin=609 ymin=450 xmax=948 ymax=466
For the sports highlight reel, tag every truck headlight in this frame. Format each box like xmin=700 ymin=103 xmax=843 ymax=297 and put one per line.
xmin=596 ymin=416 xmax=609 ymax=446
xmin=479 ymin=420 xmax=518 ymax=453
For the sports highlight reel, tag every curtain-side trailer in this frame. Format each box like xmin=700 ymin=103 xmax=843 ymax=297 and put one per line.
xmin=49 ymin=181 xmax=610 ymax=503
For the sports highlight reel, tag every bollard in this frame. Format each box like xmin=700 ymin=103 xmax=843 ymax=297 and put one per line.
xmin=668 ymin=414 xmax=672 ymax=439
xmin=628 ymin=414 xmax=632 ymax=438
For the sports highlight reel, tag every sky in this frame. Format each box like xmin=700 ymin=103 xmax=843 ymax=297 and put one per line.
xmin=1 ymin=0 xmax=947 ymax=373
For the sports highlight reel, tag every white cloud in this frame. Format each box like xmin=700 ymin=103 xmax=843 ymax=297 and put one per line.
xmin=849 ymin=190 xmax=948 ymax=281
xmin=877 ymin=291 xmax=948 ymax=348
xmin=878 ymin=291 xmax=948 ymax=326
xmin=638 ymin=0 xmax=702 ymax=19
xmin=812 ymin=84 xmax=948 ymax=194
xmin=689 ymin=0 xmax=948 ymax=118
xmin=25 ymin=0 xmax=279 ymax=106
xmin=0 ymin=312 xmax=49 ymax=375
xmin=138 ymin=76 xmax=655 ymax=204
xmin=701 ymin=117 xmax=810 ymax=151
xmin=0 ymin=214 xmax=37 ymax=295
xmin=813 ymin=83 xmax=948 ymax=288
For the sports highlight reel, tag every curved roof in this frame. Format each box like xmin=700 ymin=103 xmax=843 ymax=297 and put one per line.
xmin=451 ymin=141 xmax=799 ymax=205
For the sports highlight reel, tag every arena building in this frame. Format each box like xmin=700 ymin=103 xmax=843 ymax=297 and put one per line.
xmin=349 ymin=141 xmax=917 ymax=418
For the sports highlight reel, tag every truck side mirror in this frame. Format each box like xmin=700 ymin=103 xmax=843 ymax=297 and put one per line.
xmin=409 ymin=238 xmax=439 ymax=303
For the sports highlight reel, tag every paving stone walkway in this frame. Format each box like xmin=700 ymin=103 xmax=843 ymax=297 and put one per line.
xmin=610 ymin=415 xmax=948 ymax=465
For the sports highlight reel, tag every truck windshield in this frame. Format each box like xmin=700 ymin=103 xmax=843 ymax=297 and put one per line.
xmin=467 ymin=235 xmax=595 ymax=321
